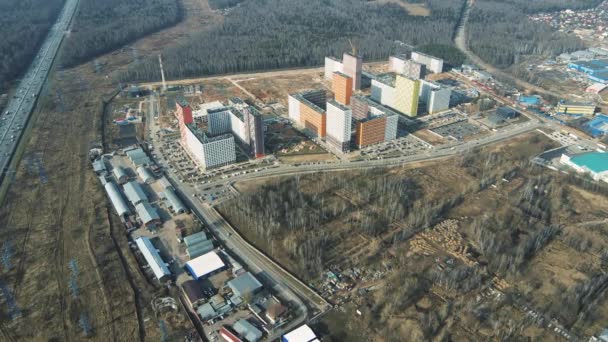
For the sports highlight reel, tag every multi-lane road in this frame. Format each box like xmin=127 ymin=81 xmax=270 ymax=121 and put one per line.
xmin=0 ymin=0 xmax=79 ymax=181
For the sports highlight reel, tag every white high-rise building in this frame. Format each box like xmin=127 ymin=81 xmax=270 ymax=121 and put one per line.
xmin=324 ymin=57 xmax=343 ymax=81
xmin=326 ymin=100 xmax=352 ymax=152
xmin=288 ymin=95 xmax=301 ymax=122
xmin=411 ymin=51 xmax=444 ymax=74
xmin=207 ymin=100 xmax=265 ymax=158
xmin=384 ymin=114 xmax=398 ymax=141
xmin=183 ymin=125 xmax=236 ymax=170
xmin=207 ymin=108 xmax=232 ymax=135
xmin=419 ymin=80 xmax=451 ymax=114
xmin=371 ymin=76 xmax=396 ymax=109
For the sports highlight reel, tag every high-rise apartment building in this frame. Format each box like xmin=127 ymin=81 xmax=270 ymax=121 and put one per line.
xmin=206 ymin=98 xmax=265 ymax=158
xmin=324 ymin=57 xmax=344 ymax=81
xmin=288 ymin=90 xmax=327 ymax=138
xmin=183 ymin=125 xmax=236 ymax=170
xmin=342 ymin=52 xmax=362 ymax=90
xmin=411 ymin=51 xmax=444 ymax=73
xmin=333 ymin=72 xmax=353 ymax=105
xmin=389 ymin=55 xmax=426 ymax=79
xmin=370 ymin=74 xmax=396 ymax=109
xmin=394 ymin=75 xmax=420 ymax=117
xmin=326 ymin=100 xmax=352 ymax=153
xmin=350 ymin=95 xmax=398 ymax=148
xmin=419 ymin=80 xmax=451 ymax=114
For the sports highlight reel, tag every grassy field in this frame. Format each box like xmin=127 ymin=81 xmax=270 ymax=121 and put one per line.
xmin=220 ymin=133 xmax=608 ymax=341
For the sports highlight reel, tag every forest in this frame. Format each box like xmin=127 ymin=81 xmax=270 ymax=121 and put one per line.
xmin=0 ymin=0 xmax=64 ymax=94
xmin=60 ymin=0 xmax=181 ymax=67
xmin=118 ymin=0 xmax=465 ymax=82
xmin=468 ymin=0 xmax=602 ymax=67
xmin=220 ymin=134 xmax=608 ymax=340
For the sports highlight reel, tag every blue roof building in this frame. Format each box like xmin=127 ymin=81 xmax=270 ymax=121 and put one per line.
xmin=585 ymin=114 xmax=608 ymax=137
xmin=518 ymin=95 xmax=541 ymax=107
xmin=561 ymin=152 xmax=608 ymax=182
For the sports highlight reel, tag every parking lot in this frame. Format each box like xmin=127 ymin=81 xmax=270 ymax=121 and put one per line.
xmin=359 ymin=134 xmax=433 ymax=159
xmin=431 ymin=120 xmax=482 ymax=141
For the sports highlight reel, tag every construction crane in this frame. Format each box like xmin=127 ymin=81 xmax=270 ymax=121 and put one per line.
xmin=348 ymin=38 xmax=357 ymax=56
xmin=158 ymin=54 xmax=167 ymax=93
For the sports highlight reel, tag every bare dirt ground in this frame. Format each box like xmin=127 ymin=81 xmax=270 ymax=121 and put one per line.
xmin=0 ymin=0 xmax=220 ymax=340
xmin=375 ymin=0 xmax=431 ymax=16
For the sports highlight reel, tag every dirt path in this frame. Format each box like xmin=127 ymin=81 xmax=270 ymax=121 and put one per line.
xmin=454 ymin=0 xmax=564 ymax=99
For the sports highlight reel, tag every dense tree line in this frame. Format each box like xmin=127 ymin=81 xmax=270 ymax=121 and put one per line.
xmin=118 ymin=0 xmax=465 ymax=82
xmin=467 ymin=0 xmax=596 ymax=68
xmin=0 ymin=0 xmax=64 ymax=93
xmin=60 ymin=0 xmax=181 ymax=67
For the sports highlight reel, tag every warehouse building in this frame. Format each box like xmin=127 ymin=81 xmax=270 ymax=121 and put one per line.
xmin=158 ymin=176 xmax=172 ymax=190
xmin=123 ymin=181 xmax=148 ymax=205
xmin=135 ymin=237 xmax=171 ymax=282
xmin=411 ymin=51 xmax=443 ymax=73
xmin=560 ymin=152 xmax=608 ymax=182
xmin=555 ymin=101 xmax=596 ymax=116
xmin=126 ymin=148 xmax=151 ymax=167
xmin=104 ymin=181 xmax=130 ymax=217
xmin=567 ymin=59 xmax=608 ymax=75
xmin=488 ymin=107 xmax=520 ymax=126
xmin=184 ymin=231 xmax=208 ymax=247
xmin=186 ymin=251 xmax=226 ymax=279
xmin=288 ymin=90 xmax=327 ymax=138
xmin=589 ymin=70 xmax=608 ymax=84
xmin=233 ymin=319 xmax=262 ymax=342
xmin=92 ymin=159 xmax=107 ymax=175
xmin=136 ymin=166 xmax=155 ymax=184
xmin=186 ymin=240 xmax=214 ymax=259
xmin=135 ymin=202 xmax=161 ymax=228
xmin=163 ymin=188 xmax=186 ymax=214
xmin=282 ymin=324 xmax=318 ymax=342
xmin=181 ymin=280 xmax=206 ymax=309
xmin=585 ymin=114 xmax=608 ymax=137
xmin=113 ymin=166 xmax=129 ymax=184
xmin=227 ymin=272 xmax=263 ymax=299
xmin=325 ymin=100 xmax=352 ymax=153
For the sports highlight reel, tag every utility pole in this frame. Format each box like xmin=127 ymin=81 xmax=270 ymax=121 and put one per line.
xmin=158 ymin=54 xmax=167 ymax=93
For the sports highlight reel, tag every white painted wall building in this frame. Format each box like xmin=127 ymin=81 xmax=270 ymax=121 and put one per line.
xmin=411 ymin=51 xmax=444 ymax=73
xmin=184 ymin=126 xmax=236 ymax=170
xmin=419 ymin=80 xmax=451 ymax=114
xmin=207 ymin=108 xmax=231 ymax=135
xmin=288 ymin=95 xmax=301 ymax=122
xmin=326 ymin=100 xmax=352 ymax=143
xmin=371 ymin=79 xmax=396 ymax=109
xmin=324 ymin=57 xmax=343 ymax=81
xmin=384 ymin=114 xmax=398 ymax=141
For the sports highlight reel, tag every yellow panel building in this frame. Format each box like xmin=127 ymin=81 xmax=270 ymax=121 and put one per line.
xmin=394 ymin=75 xmax=420 ymax=117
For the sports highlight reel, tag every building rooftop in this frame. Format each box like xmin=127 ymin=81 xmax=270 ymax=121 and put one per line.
xmin=569 ymin=152 xmax=608 ymax=173
xmin=326 ymin=99 xmax=350 ymax=112
xmin=135 ymin=237 xmax=170 ymax=280
xmin=184 ymin=231 xmax=208 ymax=247
xmin=374 ymin=73 xmax=397 ymax=87
xmin=164 ymin=188 xmax=186 ymax=213
xmin=135 ymin=202 xmax=160 ymax=224
xmin=333 ymin=71 xmax=352 ymax=79
xmin=294 ymin=94 xmax=325 ymax=115
xmin=126 ymin=148 xmax=151 ymax=166
xmin=572 ymin=58 xmax=608 ymax=70
xmin=227 ymin=272 xmax=263 ymax=297
xmin=558 ymin=100 xmax=595 ymax=107
xmin=185 ymin=251 xmax=225 ymax=279
xmin=186 ymin=123 xmax=234 ymax=143
xmin=412 ymin=51 xmax=442 ymax=61
xmin=233 ymin=319 xmax=262 ymax=342
xmin=181 ymin=280 xmax=204 ymax=305
xmin=123 ymin=181 xmax=148 ymax=204
xmin=282 ymin=324 xmax=317 ymax=342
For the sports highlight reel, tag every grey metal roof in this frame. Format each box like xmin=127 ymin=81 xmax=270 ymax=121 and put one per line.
xmin=123 ymin=181 xmax=148 ymax=205
xmin=164 ymin=188 xmax=186 ymax=213
xmin=233 ymin=319 xmax=262 ymax=342
xmin=135 ymin=237 xmax=170 ymax=280
xmin=113 ymin=166 xmax=128 ymax=180
xmin=104 ymin=182 xmax=130 ymax=216
xmin=184 ymin=231 xmax=208 ymax=247
xmin=196 ymin=303 xmax=216 ymax=320
xmin=228 ymin=272 xmax=262 ymax=297
xmin=93 ymin=159 xmax=106 ymax=173
xmin=159 ymin=176 xmax=172 ymax=190
xmin=126 ymin=148 xmax=151 ymax=166
xmin=135 ymin=202 xmax=160 ymax=224
xmin=136 ymin=166 xmax=155 ymax=183
xmin=186 ymin=240 xmax=214 ymax=259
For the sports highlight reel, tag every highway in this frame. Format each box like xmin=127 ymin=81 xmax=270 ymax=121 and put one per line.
xmin=0 ymin=0 xmax=79 ymax=181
